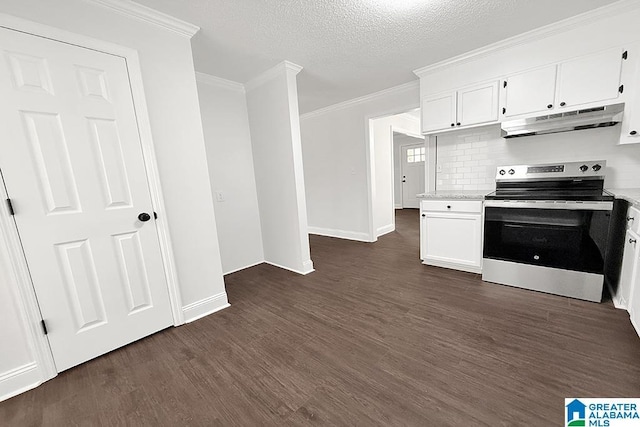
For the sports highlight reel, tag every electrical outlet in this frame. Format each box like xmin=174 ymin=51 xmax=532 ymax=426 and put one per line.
xmin=215 ymin=191 xmax=225 ymax=202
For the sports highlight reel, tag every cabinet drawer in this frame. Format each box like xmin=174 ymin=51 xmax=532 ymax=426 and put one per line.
xmin=421 ymin=200 xmax=482 ymax=213
xmin=628 ymin=206 xmax=640 ymax=235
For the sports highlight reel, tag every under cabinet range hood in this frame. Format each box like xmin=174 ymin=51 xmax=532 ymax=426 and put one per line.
xmin=501 ymin=103 xmax=624 ymax=138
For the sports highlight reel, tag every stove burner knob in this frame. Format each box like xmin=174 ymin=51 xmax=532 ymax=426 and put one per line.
xmin=508 ymin=169 xmax=515 ymax=175
xmin=499 ymin=169 xmax=506 ymax=175
xmin=579 ymin=164 xmax=589 ymax=172
xmin=592 ymin=164 xmax=602 ymax=172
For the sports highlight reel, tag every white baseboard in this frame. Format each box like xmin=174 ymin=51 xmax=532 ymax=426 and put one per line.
xmin=308 ymin=226 xmax=372 ymax=242
xmin=631 ymin=315 xmax=640 ymax=338
xmin=265 ymin=260 xmax=315 ymax=275
xmin=301 ymin=260 xmax=315 ymax=275
xmin=182 ymin=292 xmax=230 ymax=323
xmin=223 ymin=260 xmax=264 ymax=275
xmin=376 ymin=223 xmax=395 ymax=237
xmin=0 ymin=363 xmax=42 ymax=403
xmin=423 ymin=259 xmax=482 ymax=274
xmin=607 ymin=282 xmax=626 ymax=310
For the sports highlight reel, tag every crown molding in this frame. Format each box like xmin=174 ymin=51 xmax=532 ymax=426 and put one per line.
xmin=86 ymin=0 xmax=200 ymax=38
xmin=414 ymin=0 xmax=640 ymax=77
xmin=300 ymin=80 xmax=419 ymax=120
xmin=195 ymin=72 xmax=245 ymax=93
xmin=245 ymin=60 xmax=303 ymax=92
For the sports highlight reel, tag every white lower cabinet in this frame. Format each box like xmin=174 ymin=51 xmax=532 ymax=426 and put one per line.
xmin=615 ymin=205 xmax=640 ymax=337
xmin=420 ymin=199 xmax=483 ymax=273
xmin=618 ymin=204 xmax=640 ymax=337
xmin=616 ymin=229 xmax=639 ymax=309
xmin=627 ymin=238 xmax=640 ymax=337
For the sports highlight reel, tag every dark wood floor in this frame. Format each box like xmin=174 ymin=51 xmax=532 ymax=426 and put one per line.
xmin=2 ymin=208 xmax=640 ymax=426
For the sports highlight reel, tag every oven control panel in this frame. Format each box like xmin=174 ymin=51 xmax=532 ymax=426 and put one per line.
xmin=496 ymin=160 xmax=607 ymax=180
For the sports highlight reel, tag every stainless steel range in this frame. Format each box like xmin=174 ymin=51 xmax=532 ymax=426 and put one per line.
xmin=482 ymin=160 xmax=615 ymax=302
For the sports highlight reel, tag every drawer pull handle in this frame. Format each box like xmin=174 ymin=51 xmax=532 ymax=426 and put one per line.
xmin=630 ymin=238 xmax=637 ymax=245
xmin=447 ymin=205 xmax=451 ymax=209
xmin=421 ymin=213 xmax=426 ymax=217
xmin=628 ymin=217 xmax=635 ymax=222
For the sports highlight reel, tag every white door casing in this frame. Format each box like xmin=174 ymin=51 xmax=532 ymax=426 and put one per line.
xmin=401 ymin=143 xmax=425 ymax=209
xmin=0 ymin=28 xmax=174 ymax=372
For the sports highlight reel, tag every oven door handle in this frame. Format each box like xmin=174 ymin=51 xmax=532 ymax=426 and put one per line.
xmin=483 ymin=200 xmax=614 ymax=211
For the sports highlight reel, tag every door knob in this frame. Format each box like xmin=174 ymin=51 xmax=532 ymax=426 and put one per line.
xmin=138 ymin=212 xmax=151 ymax=222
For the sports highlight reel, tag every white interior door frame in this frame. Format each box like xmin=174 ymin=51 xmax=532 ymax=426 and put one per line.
xmin=365 ymin=103 xmax=420 ymax=242
xmin=0 ymin=13 xmax=185 ymax=382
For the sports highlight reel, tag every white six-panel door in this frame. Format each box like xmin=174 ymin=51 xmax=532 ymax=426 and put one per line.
xmin=0 ymin=28 xmax=173 ymax=371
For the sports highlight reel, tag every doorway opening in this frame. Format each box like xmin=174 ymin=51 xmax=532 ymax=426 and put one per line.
xmin=368 ymin=108 xmax=427 ymax=239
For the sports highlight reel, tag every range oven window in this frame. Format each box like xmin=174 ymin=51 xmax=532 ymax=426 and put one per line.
xmin=483 ymin=207 xmax=611 ymax=274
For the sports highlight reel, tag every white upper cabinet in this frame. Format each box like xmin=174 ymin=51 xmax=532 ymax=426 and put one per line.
xmin=502 ymin=48 xmax=624 ymax=119
xmin=421 ymin=91 xmax=456 ymax=132
xmin=457 ymin=81 xmax=500 ymax=126
xmin=619 ymin=45 xmax=640 ymax=145
xmin=422 ymin=80 xmax=498 ymax=133
xmin=556 ymin=48 xmax=623 ymax=108
xmin=503 ymin=66 xmax=557 ymax=117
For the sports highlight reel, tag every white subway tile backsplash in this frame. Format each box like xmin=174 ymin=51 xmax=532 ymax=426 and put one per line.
xmin=435 ymin=125 xmax=640 ymax=191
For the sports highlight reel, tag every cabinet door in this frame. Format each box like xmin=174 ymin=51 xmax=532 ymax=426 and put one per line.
xmin=420 ymin=211 xmax=427 ymax=260
xmin=617 ymin=230 xmax=639 ymax=309
xmin=503 ymin=65 xmax=557 ymax=117
xmin=628 ymin=240 xmax=640 ymax=336
xmin=556 ymin=48 xmax=623 ymax=108
xmin=457 ymin=81 xmax=499 ymax=126
xmin=423 ymin=212 xmax=482 ymax=268
xmin=421 ymin=91 xmax=456 ymax=133
xmin=619 ymin=46 xmax=640 ymax=145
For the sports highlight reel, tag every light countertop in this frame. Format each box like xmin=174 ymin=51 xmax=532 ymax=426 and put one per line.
xmin=417 ymin=191 xmax=488 ymax=201
xmin=607 ymin=188 xmax=640 ymax=207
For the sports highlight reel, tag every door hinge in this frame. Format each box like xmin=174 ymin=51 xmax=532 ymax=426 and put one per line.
xmin=6 ymin=198 xmax=15 ymax=216
xmin=622 ymin=50 xmax=628 ymax=60
xmin=619 ymin=84 xmax=624 ymax=94
xmin=41 ymin=319 xmax=48 ymax=335
xmin=503 ymin=81 xmax=507 ymax=88
xmin=502 ymin=107 xmax=506 ymax=114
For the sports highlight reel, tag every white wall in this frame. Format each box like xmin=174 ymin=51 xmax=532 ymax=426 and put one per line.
xmin=0 ymin=0 xmax=228 ymax=399
xmin=301 ymin=82 xmax=420 ymax=241
xmin=196 ymin=74 xmax=264 ymax=274
xmin=370 ymin=113 xmax=421 ymax=236
xmin=246 ymin=63 xmax=313 ymax=274
xmin=436 ymin=124 xmax=640 ymax=190
xmin=394 ymin=132 xmax=425 ymax=207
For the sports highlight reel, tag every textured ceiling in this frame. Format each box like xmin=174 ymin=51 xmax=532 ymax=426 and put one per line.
xmin=135 ymin=0 xmax=619 ymax=114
